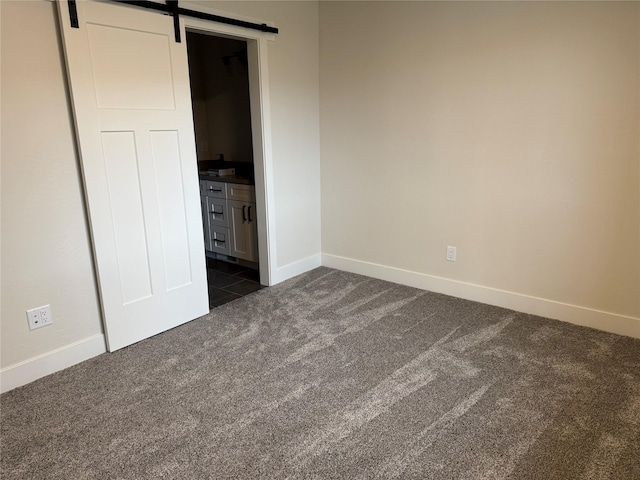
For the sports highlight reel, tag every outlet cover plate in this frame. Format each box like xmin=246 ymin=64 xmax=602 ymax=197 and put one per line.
xmin=446 ymin=246 xmax=457 ymax=262
xmin=26 ymin=305 xmax=52 ymax=330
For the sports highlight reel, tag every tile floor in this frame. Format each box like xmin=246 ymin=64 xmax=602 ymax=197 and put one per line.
xmin=206 ymin=257 xmax=265 ymax=308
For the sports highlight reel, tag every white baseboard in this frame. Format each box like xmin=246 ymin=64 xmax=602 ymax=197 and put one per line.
xmin=0 ymin=334 xmax=107 ymax=394
xmin=3 ymin=255 xmax=635 ymax=395
xmin=270 ymin=253 xmax=322 ymax=285
xmin=322 ymin=253 xmax=640 ymax=340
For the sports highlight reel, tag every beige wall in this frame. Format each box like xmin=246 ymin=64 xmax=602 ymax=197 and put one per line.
xmin=320 ymin=1 xmax=640 ymax=319
xmin=1 ymin=0 xmax=321 ymax=370
xmin=204 ymin=1 xmax=322 ymax=268
xmin=1 ymin=0 xmax=104 ymax=368
xmin=2 ymin=0 xmax=638 ymax=380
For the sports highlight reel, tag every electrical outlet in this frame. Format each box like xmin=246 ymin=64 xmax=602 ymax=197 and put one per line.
xmin=446 ymin=246 xmax=457 ymax=262
xmin=26 ymin=305 xmax=53 ymax=330
xmin=39 ymin=305 xmax=53 ymax=326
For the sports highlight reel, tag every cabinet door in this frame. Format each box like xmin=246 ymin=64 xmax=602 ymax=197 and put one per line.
xmin=228 ymin=200 xmax=257 ymax=262
xmin=200 ymin=195 xmax=211 ymax=251
xmin=247 ymin=203 xmax=258 ymax=262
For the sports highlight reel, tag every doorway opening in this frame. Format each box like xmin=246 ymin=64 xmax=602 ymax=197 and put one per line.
xmin=186 ymin=31 xmax=265 ymax=308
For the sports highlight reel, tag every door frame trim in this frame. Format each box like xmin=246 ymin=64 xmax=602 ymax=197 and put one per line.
xmin=181 ymin=5 xmax=277 ymax=286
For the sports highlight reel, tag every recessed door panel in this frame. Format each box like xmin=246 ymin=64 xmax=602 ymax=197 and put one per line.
xmin=150 ymin=130 xmax=192 ymax=291
xmin=101 ymin=131 xmax=153 ymax=304
xmin=87 ymin=23 xmax=175 ymax=110
xmin=228 ymin=200 xmax=254 ymax=261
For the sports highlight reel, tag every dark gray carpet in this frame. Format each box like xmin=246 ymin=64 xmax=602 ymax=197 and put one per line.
xmin=2 ymin=267 xmax=639 ymax=479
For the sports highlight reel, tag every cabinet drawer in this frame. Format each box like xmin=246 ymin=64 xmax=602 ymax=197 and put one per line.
xmin=210 ymin=227 xmax=230 ymax=255
xmin=199 ymin=180 xmax=208 ymax=196
xmin=205 ymin=181 xmax=227 ymax=198
xmin=227 ymin=184 xmax=255 ymax=202
xmin=206 ymin=197 xmax=229 ymax=228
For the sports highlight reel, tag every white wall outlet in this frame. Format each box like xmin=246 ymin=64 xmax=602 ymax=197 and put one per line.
xmin=26 ymin=305 xmax=53 ymax=330
xmin=39 ymin=305 xmax=53 ymax=326
xmin=446 ymin=246 xmax=457 ymax=262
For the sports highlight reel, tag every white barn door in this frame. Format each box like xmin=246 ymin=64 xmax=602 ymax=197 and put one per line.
xmin=57 ymin=0 xmax=209 ymax=351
